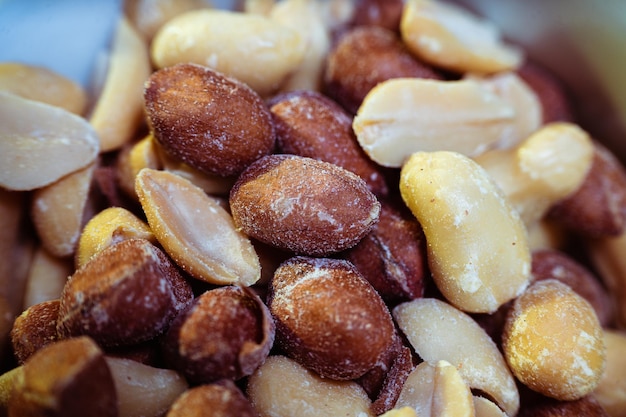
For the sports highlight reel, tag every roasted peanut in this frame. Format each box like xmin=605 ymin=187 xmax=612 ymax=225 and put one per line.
xmin=165 ymin=380 xmax=257 ymax=417
xmin=10 ymin=300 xmax=60 ymax=365
xmin=503 ymin=279 xmax=606 ymax=401
xmin=589 ymin=231 xmax=626 ymax=328
xmin=116 ymin=134 xmax=162 ymax=200
xmin=594 ymin=330 xmax=626 ymax=417
xmin=400 ymin=0 xmax=522 ymax=74
xmin=135 ymin=168 xmax=261 ymax=286
xmin=400 ymin=151 xmax=531 ymax=313
xmin=22 ymin=246 xmax=71 ymax=308
xmin=0 ymin=92 xmax=99 ymax=191
xmin=353 ymin=78 xmax=515 ymax=168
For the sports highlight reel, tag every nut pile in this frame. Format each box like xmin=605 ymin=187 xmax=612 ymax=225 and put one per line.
xmin=1 ymin=0 xmax=625 ymax=416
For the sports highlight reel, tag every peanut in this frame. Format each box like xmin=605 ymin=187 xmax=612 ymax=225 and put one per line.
xmin=594 ymin=330 xmax=626 ymax=417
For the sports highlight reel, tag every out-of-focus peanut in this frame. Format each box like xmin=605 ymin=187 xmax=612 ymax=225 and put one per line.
xmin=353 ymin=78 xmax=515 ymax=168
xmin=400 ymin=0 xmax=522 ymax=74
xmin=89 ymin=17 xmax=151 ymax=152
xmin=0 ymin=63 xmax=87 ymax=115
xmin=0 ymin=92 xmax=99 ymax=191
xmin=135 ymin=168 xmax=261 ymax=286
xmin=247 ymin=355 xmax=374 ymax=417
xmin=594 ymin=330 xmax=626 ymax=417
xmin=393 ymin=298 xmax=520 ymax=416
xmin=400 ymin=151 xmax=531 ymax=313
xmin=474 ymin=122 xmax=594 ymax=227
xmin=23 ymin=246 xmax=71 ymax=308
xmin=31 ymin=162 xmax=96 ymax=258
xmin=151 ymin=9 xmax=306 ymax=96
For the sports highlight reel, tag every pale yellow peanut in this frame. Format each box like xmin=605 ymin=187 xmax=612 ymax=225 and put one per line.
xmin=379 ymin=407 xmax=419 ymax=417
xmin=587 ymin=230 xmax=626 ymax=328
xmin=270 ymin=0 xmax=331 ymax=92
xmin=353 ymin=78 xmax=515 ymax=168
xmin=76 ymin=206 xmax=156 ymax=268
xmin=151 ymin=9 xmax=306 ymax=96
xmin=594 ymin=330 xmax=626 ymax=417
xmin=466 ymin=71 xmax=542 ymax=149
xmin=473 ymin=396 xmax=506 ymax=417
xmin=116 ymin=134 xmax=162 ymax=199
xmin=23 ymin=246 xmax=72 ymax=308
xmin=400 ymin=0 xmax=522 ymax=74
xmin=400 ymin=151 xmax=531 ymax=313
xmin=105 ymin=357 xmax=188 ymax=417
xmin=0 ymin=92 xmax=99 ymax=191
xmin=0 ymin=63 xmax=87 ymax=115
xmin=503 ymin=279 xmax=606 ymax=401
xmin=474 ymin=122 xmax=594 ymax=227
xmin=89 ymin=17 xmax=151 ymax=152
xmin=526 ymin=218 xmax=567 ymax=251
xmin=247 ymin=355 xmax=373 ymax=417
xmin=393 ymin=298 xmax=519 ymax=416
xmin=395 ymin=360 xmax=474 ymax=417
xmin=31 ymin=163 xmax=96 ymax=258
xmin=135 ymin=168 xmax=261 ymax=286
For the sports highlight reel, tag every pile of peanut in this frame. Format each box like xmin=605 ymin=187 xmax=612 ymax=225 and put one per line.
xmin=1 ymin=0 xmax=626 ymax=416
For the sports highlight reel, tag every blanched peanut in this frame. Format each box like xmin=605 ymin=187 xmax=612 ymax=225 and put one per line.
xmin=503 ymin=280 xmax=606 ymax=401
xmin=393 ymin=298 xmax=519 ymax=416
xmin=105 ymin=357 xmax=188 ymax=417
xmin=135 ymin=168 xmax=261 ymax=286
xmin=23 ymin=246 xmax=71 ymax=308
xmin=76 ymin=207 xmax=156 ymax=268
xmin=89 ymin=17 xmax=151 ymax=152
xmin=400 ymin=151 xmax=531 ymax=313
xmin=400 ymin=0 xmax=522 ymax=74
xmin=353 ymin=78 xmax=515 ymax=167
xmin=474 ymin=122 xmax=594 ymax=227
xmin=467 ymin=71 xmax=542 ymax=149
xmin=116 ymin=135 xmax=162 ymax=200
xmin=270 ymin=0 xmax=331 ymax=92
xmin=588 ymin=231 xmax=626 ymax=328
xmin=0 ymin=63 xmax=87 ymax=115
xmin=0 ymin=92 xmax=99 ymax=191
xmin=31 ymin=162 xmax=95 ymax=258
xmin=151 ymin=9 xmax=306 ymax=96
xmin=394 ymin=360 xmax=474 ymax=417
xmin=594 ymin=330 xmax=626 ymax=417
xmin=473 ymin=396 xmax=507 ymax=417
xmin=246 ymin=355 xmax=373 ymax=417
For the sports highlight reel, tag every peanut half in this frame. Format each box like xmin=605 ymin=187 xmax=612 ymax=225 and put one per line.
xmin=353 ymin=78 xmax=515 ymax=168
xmin=400 ymin=151 xmax=531 ymax=313
xmin=0 ymin=92 xmax=99 ymax=191
xmin=400 ymin=0 xmax=523 ymax=74
xmin=135 ymin=168 xmax=261 ymax=286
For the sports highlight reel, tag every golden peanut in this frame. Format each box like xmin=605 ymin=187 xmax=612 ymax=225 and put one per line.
xmin=353 ymin=78 xmax=515 ymax=168
xmin=23 ymin=246 xmax=71 ymax=308
xmin=116 ymin=134 xmax=162 ymax=200
xmin=393 ymin=298 xmax=519 ymax=416
xmin=247 ymin=355 xmax=374 ymax=417
xmin=76 ymin=206 xmax=156 ymax=268
xmin=0 ymin=92 xmax=99 ymax=191
xmin=502 ymin=279 xmax=606 ymax=401
xmin=474 ymin=122 xmax=594 ymax=227
xmin=89 ymin=17 xmax=151 ymax=152
xmin=395 ymin=360 xmax=474 ymax=417
xmin=466 ymin=71 xmax=542 ymax=149
xmin=151 ymin=9 xmax=306 ymax=96
xmin=594 ymin=330 xmax=626 ymax=417
xmin=31 ymin=162 xmax=95 ymax=258
xmin=0 ymin=63 xmax=87 ymax=115
xmin=379 ymin=407 xmax=419 ymax=417
xmin=400 ymin=0 xmax=522 ymax=74
xmin=400 ymin=151 xmax=531 ymax=313
xmin=135 ymin=168 xmax=261 ymax=286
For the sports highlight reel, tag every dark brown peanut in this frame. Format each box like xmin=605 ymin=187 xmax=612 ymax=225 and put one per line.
xmin=229 ymin=154 xmax=380 ymax=256
xmin=344 ymin=200 xmax=427 ymax=305
xmin=324 ymin=25 xmax=441 ymax=114
xmin=531 ymin=249 xmax=613 ymax=326
xmin=268 ymin=256 xmax=395 ymax=380
xmin=518 ymin=394 xmax=609 ymax=417
xmin=10 ymin=300 xmax=60 ymax=365
xmin=8 ymin=336 xmax=117 ymax=417
xmin=57 ymin=239 xmax=194 ymax=347
xmin=166 ymin=380 xmax=257 ymax=417
xmin=144 ymin=63 xmax=275 ymax=177
xmin=161 ymin=285 xmax=275 ymax=384
xmin=548 ymin=141 xmax=626 ymax=237
xmin=269 ymin=89 xmax=388 ymax=196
